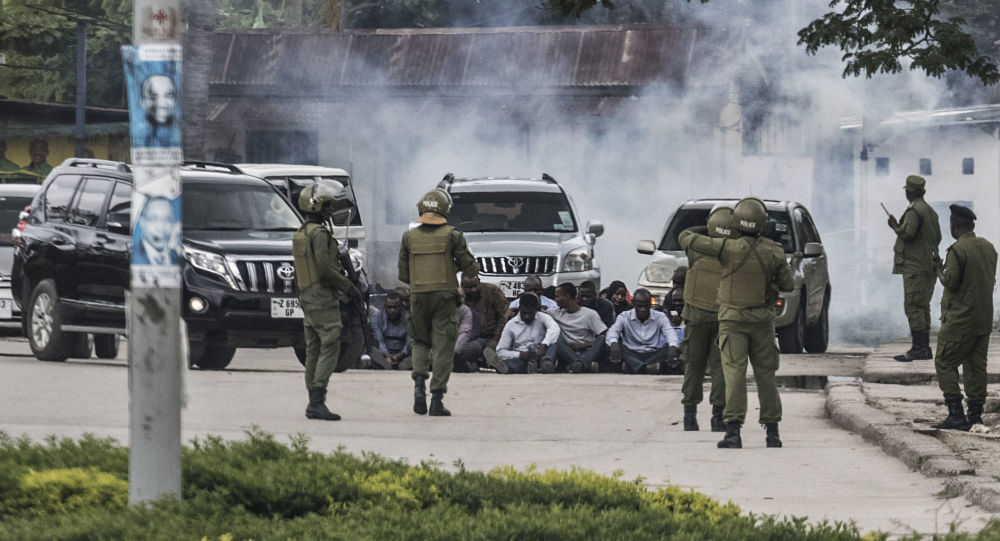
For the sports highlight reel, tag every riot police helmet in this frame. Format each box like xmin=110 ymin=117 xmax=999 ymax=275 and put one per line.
xmin=732 ymin=197 xmax=768 ymax=235
xmin=707 ymin=203 xmax=737 ymax=238
xmin=298 ymin=181 xmax=351 ymax=214
xmin=417 ymin=189 xmax=453 ymax=225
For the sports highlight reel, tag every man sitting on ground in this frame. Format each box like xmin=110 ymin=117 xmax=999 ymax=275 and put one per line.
xmin=551 ymin=282 xmax=608 ymax=373
xmin=462 ymin=273 xmax=509 ymax=371
xmin=369 ymin=289 xmax=411 ymax=370
xmin=496 ymin=293 xmax=561 ymax=374
xmin=506 ymin=275 xmax=558 ymax=318
xmin=454 ymin=290 xmax=484 ymax=373
xmin=607 ymin=288 xmax=680 ymax=374
xmin=578 ymin=280 xmax=615 ymax=328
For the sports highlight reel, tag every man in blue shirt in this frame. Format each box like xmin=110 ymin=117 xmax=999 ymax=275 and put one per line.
xmin=369 ymin=289 xmax=411 ymax=369
xmin=607 ymin=288 xmax=680 ymax=374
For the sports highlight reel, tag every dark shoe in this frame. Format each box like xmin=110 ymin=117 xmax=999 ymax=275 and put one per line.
xmin=968 ymin=400 xmax=985 ymax=426
xmin=717 ymin=421 xmax=742 ymax=448
xmin=429 ymin=391 xmax=451 ymax=417
xmin=305 ymin=388 xmax=341 ymax=421
xmin=413 ymin=375 xmax=428 ymax=415
xmin=483 ymin=348 xmax=509 ymax=374
xmin=526 ymin=360 xmax=538 ymax=374
xmin=913 ymin=331 xmax=933 ymax=360
xmin=568 ymin=361 xmax=584 ymax=374
xmin=710 ymin=405 xmax=725 ymax=432
xmin=894 ymin=331 xmax=919 ymax=362
xmin=683 ymin=404 xmax=698 ymax=431
xmin=765 ymin=422 xmax=782 ymax=448
xmin=539 ymin=357 xmax=554 ymax=374
xmin=931 ymin=397 xmax=970 ymax=431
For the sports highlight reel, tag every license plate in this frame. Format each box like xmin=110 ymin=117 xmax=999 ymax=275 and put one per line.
xmin=270 ymin=297 xmax=303 ymax=318
xmin=499 ymin=280 xmax=523 ymax=299
xmin=0 ymin=290 xmax=12 ymax=319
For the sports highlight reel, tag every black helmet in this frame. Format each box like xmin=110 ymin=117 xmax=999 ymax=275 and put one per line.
xmin=732 ymin=197 xmax=767 ymax=235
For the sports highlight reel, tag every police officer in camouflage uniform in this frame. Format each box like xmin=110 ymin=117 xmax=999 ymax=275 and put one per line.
xmin=930 ymin=204 xmax=997 ymax=430
xmin=887 ymin=175 xmax=942 ymax=362
xmin=680 ymin=204 xmax=737 ymax=433
xmin=293 ymin=183 xmax=362 ymax=421
xmin=398 ymin=189 xmax=478 ymax=416
xmin=679 ymin=197 xmax=794 ymax=449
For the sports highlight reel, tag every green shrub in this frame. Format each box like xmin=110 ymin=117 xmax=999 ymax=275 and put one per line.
xmin=2 ymin=467 xmax=127 ymax=517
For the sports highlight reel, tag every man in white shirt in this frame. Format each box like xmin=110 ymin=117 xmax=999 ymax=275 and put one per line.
xmin=550 ymin=282 xmax=608 ymax=373
xmin=506 ymin=275 xmax=558 ymax=314
xmin=607 ymin=288 xmax=680 ymax=374
xmin=496 ymin=293 xmax=561 ymax=374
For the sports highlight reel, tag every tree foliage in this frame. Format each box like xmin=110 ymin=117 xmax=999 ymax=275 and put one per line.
xmin=0 ymin=0 xmax=131 ymax=106
xmin=547 ymin=0 xmax=999 ymax=86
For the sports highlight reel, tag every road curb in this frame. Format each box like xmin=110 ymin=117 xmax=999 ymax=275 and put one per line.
xmin=825 ymin=381 xmax=1000 ymax=512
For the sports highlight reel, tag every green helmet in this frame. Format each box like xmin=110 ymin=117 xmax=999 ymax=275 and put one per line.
xmin=732 ymin=197 xmax=767 ymax=235
xmin=298 ymin=182 xmax=350 ymax=213
xmin=417 ymin=189 xmax=452 ymax=217
xmin=707 ymin=203 xmax=737 ymax=239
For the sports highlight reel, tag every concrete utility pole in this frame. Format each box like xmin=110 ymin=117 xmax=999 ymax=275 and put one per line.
xmin=126 ymin=0 xmax=184 ymax=505
xmin=75 ymin=21 xmax=86 ymax=158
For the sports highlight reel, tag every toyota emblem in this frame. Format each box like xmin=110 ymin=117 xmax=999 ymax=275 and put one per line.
xmin=276 ymin=263 xmax=296 ymax=280
xmin=506 ymin=256 xmax=525 ymax=272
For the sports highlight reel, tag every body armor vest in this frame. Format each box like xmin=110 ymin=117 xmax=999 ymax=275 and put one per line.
xmin=408 ymin=225 xmax=459 ymax=292
xmin=718 ymin=237 xmax=772 ymax=308
xmin=684 ymin=252 xmax=723 ymax=311
xmin=292 ymin=223 xmax=323 ymax=290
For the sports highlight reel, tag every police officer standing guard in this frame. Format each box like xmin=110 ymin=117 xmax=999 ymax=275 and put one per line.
xmin=293 ymin=183 xmax=362 ymax=421
xmin=930 ymin=204 xmax=997 ymax=430
xmin=887 ymin=175 xmax=942 ymax=362
xmin=680 ymin=197 xmax=794 ymax=449
xmin=680 ymin=204 xmax=736 ymax=432
xmin=399 ymin=189 xmax=478 ymax=416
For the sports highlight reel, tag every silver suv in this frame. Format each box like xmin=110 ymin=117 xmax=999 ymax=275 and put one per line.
xmin=636 ymin=199 xmax=830 ymax=354
xmin=437 ymin=173 xmax=604 ymax=298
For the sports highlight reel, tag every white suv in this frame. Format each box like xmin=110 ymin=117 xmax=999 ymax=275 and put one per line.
xmin=437 ymin=173 xmax=604 ymax=298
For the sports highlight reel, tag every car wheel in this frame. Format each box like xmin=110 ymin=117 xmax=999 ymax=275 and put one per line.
xmin=804 ymin=291 xmax=830 ymax=353
xmin=26 ymin=279 xmax=72 ymax=362
xmin=69 ymin=334 xmax=93 ymax=359
xmin=94 ymin=335 xmax=120 ymax=359
xmin=293 ymin=346 xmax=307 ymax=366
xmin=190 ymin=341 xmax=236 ymax=370
xmin=777 ymin=294 xmax=805 ymax=354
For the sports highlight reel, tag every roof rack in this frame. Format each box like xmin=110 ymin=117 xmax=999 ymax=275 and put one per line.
xmin=59 ymin=158 xmax=131 ymax=173
xmin=541 ymin=173 xmax=556 ymax=184
xmin=436 ymin=172 xmax=456 ymax=190
xmin=181 ymin=161 xmax=243 ymax=174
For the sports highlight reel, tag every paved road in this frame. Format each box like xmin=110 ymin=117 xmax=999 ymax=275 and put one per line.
xmin=0 ymin=339 xmax=992 ymax=535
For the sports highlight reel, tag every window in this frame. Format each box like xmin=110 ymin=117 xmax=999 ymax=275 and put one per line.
xmin=447 ymin=191 xmax=578 ymax=233
xmin=963 ymin=158 xmax=974 ymax=175
xmin=875 ymin=157 xmax=890 ymax=176
xmin=0 ymin=193 xmax=35 ymax=246
xmin=71 ymin=178 xmax=113 ymax=227
xmin=106 ymin=182 xmax=131 ymax=229
xmin=44 ymin=175 xmax=81 ymax=223
xmin=245 ymin=131 xmax=318 ymax=165
xmin=919 ymin=158 xmax=932 ymax=175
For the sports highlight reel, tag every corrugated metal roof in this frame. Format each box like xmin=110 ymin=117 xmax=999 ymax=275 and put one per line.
xmin=209 ymin=24 xmax=742 ymax=94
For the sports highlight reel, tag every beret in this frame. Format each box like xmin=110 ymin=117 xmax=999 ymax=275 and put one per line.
xmin=949 ymin=204 xmax=976 ymax=222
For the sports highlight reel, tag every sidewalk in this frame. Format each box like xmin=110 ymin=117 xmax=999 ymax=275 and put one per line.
xmin=826 ymin=333 xmax=1000 ymax=512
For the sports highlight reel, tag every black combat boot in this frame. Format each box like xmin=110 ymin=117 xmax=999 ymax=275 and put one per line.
xmin=429 ymin=391 xmax=451 ymax=417
xmin=305 ymin=388 xmax=341 ymax=421
xmin=717 ymin=421 xmax=742 ymax=449
xmin=931 ymin=397 xmax=971 ymax=431
xmin=894 ymin=332 xmax=920 ymax=362
xmin=413 ymin=376 xmax=428 ymax=415
xmin=710 ymin=406 xmax=725 ymax=432
xmin=765 ymin=423 xmax=782 ymax=448
xmin=914 ymin=331 xmax=933 ymax=360
xmin=683 ymin=404 xmax=699 ymax=431
xmin=967 ymin=400 xmax=985 ymax=426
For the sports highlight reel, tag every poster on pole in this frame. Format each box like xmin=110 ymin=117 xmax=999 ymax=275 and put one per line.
xmin=122 ymin=44 xmax=182 ymax=164
xmin=130 ymin=166 xmax=182 ymax=287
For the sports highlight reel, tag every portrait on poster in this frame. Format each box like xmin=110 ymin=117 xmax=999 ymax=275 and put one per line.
xmin=131 ymin=167 xmax=182 ymax=288
xmin=122 ymin=45 xmax=182 ymax=164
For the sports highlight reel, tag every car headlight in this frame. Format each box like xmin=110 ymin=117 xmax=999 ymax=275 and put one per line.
xmin=561 ymin=246 xmax=593 ymax=272
xmin=184 ymin=247 xmax=239 ymax=290
xmin=643 ymin=262 xmax=675 ymax=284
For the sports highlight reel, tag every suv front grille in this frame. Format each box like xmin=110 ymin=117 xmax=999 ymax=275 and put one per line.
xmin=476 ymin=256 xmax=556 ymax=276
xmin=233 ymin=259 xmax=298 ymax=294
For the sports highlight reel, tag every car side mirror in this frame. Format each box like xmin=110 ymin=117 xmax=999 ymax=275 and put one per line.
xmin=803 ymin=242 xmax=823 ymax=257
xmin=637 ymin=239 xmax=656 ymax=255
xmin=586 ymin=220 xmax=604 ymax=238
xmin=106 ymin=221 xmax=130 ymax=234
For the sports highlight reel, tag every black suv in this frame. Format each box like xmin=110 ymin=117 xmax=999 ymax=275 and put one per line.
xmin=12 ymin=159 xmax=315 ymax=369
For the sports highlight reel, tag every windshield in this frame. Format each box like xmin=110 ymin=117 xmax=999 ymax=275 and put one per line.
xmin=448 ymin=191 xmax=577 ymax=233
xmin=183 ymin=183 xmax=301 ymax=231
xmin=0 ymin=195 xmax=33 ymax=246
xmin=659 ymin=208 xmax=796 ymax=253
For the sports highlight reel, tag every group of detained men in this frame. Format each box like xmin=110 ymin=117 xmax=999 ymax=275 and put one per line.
xmin=368 ymin=273 xmax=686 ymax=375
